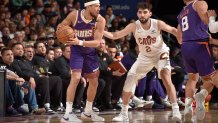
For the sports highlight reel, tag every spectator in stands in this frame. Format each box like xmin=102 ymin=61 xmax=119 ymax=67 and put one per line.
xmin=1 ymin=26 xmax=11 ymax=46
xmin=0 ymin=48 xmax=30 ymax=116
xmin=30 ymin=42 xmax=63 ymax=113
xmin=105 ymin=5 xmax=115 ymax=27
xmin=46 ymin=48 xmax=55 ymax=62
xmin=14 ymin=31 xmax=24 ymax=43
xmin=24 ymin=45 xmax=34 ymax=61
xmin=46 ymin=34 xmax=55 ymax=48
xmin=96 ymin=38 xmax=124 ymax=110
xmin=53 ymin=46 xmax=62 ymax=59
xmin=11 ymin=44 xmax=46 ymax=114
xmin=107 ymin=44 xmax=119 ymax=61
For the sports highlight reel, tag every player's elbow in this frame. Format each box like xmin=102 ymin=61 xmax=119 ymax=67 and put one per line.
xmin=95 ymin=41 xmax=100 ymax=47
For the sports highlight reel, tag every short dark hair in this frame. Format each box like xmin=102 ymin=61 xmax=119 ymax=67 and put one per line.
xmin=61 ymin=45 xmax=71 ymax=51
xmin=25 ymin=45 xmax=34 ymax=49
xmin=108 ymin=43 xmax=117 ymax=49
xmin=85 ymin=0 xmax=95 ymax=3
xmin=11 ymin=43 xmax=23 ymax=49
xmin=34 ymin=41 xmax=45 ymax=49
xmin=137 ymin=2 xmax=152 ymax=11
xmin=106 ymin=5 xmax=112 ymax=10
xmin=1 ymin=47 xmax=11 ymax=56
xmin=46 ymin=48 xmax=54 ymax=54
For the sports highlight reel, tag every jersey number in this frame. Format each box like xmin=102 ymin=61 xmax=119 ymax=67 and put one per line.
xmin=145 ymin=46 xmax=151 ymax=52
xmin=182 ymin=16 xmax=189 ymax=31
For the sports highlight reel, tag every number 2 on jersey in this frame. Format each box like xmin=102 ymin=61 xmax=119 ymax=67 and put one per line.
xmin=145 ymin=46 xmax=151 ymax=52
xmin=182 ymin=16 xmax=189 ymax=31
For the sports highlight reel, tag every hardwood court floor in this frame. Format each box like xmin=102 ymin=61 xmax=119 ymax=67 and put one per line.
xmin=1 ymin=109 xmax=218 ymax=123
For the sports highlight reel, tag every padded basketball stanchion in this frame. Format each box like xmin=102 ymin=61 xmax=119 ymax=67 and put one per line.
xmin=0 ymin=66 xmax=6 ymax=117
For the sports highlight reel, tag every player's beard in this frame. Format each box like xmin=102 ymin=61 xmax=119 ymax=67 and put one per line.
xmin=90 ymin=11 xmax=98 ymax=20
xmin=139 ymin=18 xmax=149 ymax=24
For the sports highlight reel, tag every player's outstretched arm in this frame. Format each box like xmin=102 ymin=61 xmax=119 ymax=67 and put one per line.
xmin=208 ymin=10 xmax=218 ymax=33
xmin=158 ymin=20 xmax=177 ymax=37
xmin=104 ymin=23 xmax=135 ymax=40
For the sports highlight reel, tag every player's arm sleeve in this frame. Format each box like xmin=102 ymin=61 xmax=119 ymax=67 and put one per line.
xmin=209 ymin=16 xmax=218 ymax=33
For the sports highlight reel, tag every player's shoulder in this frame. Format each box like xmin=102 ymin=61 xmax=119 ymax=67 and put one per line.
xmin=195 ymin=0 xmax=207 ymax=4
xmin=67 ymin=10 xmax=79 ymax=17
xmin=194 ymin=0 xmax=208 ymax=8
xmin=96 ymin=15 xmax=106 ymax=23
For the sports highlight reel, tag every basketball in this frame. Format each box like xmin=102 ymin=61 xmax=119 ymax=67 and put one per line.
xmin=56 ymin=25 xmax=74 ymax=44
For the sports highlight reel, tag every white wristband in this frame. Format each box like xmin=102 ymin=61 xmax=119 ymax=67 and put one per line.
xmin=78 ymin=40 xmax=84 ymax=46
xmin=209 ymin=16 xmax=216 ymax=23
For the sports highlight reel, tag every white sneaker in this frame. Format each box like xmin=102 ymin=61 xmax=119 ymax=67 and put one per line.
xmin=134 ymin=99 xmax=146 ymax=108
xmin=195 ymin=93 xmax=206 ymax=120
xmin=112 ymin=112 xmax=129 ymax=122
xmin=135 ymin=100 xmax=154 ymax=108
xmin=61 ymin=112 xmax=82 ymax=123
xmin=81 ymin=111 xmax=105 ymax=122
xmin=172 ymin=108 xmax=182 ymax=122
xmin=177 ymin=99 xmax=185 ymax=107
xmin=184 ymin=105 xmax=193 ymax=122
xmin=162 ymin=100 xmax=172 ymax=108
xmin=93 ymin=107 xmax=100 ymax=112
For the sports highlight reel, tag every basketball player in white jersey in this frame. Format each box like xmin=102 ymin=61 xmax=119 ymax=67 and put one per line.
xmin=104 ymin=2 xmax=182 ymax=122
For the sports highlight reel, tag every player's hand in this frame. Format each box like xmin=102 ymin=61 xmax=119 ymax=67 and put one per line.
xmin=112 ymin=69 xmax=125 ymax=76
xmin=208 ymin=10 xmax=217 ymax=17
xmin=66 ymin=37 xmax=79 ymax=45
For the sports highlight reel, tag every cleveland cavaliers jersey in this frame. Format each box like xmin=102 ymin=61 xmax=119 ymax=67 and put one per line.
xmin=134 ymin=19 xmax=169 ymax=57
xmin=177 ymin=2 xmax=209 ymax=42
xmin=71 ymin=9 xmax=97 ymax=54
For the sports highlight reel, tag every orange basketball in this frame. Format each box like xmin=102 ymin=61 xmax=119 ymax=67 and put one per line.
xmin=56 ymin=25 xmax=74 ymax=44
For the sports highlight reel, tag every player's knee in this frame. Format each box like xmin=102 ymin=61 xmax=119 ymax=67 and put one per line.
xmin=71 ymin=77 xmax=80 ymax=85
xmin=123 ymin=74 xmax=137 ymax=92
xmin=89 ymin=79 xmax=99 ymax=87
xmin=85 ymin=70 xmax=99 ymax=79
xmin=202 ymin=75 xmax=213 ymax=82
xmin=188 ymin=74 xmax=199 ymax=82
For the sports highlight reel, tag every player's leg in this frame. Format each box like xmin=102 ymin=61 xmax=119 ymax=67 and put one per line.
xmin=157 ymin=52 xmax=181 ymax=122
xmin=183 ymin=73 xmax=199 ymax=122
xmin=61 ymin=51 xmax=83 ymax=123
xmin=180 ymin=43 xmax=200 ymax=122
xmin=112 ymin=54 xmax=153 ymax=122
xmin=61 ymin=70 xmax=82 ymax=123
xmin=195 ymin=43 xmax=216 ymax=120
xmin=81 ymin=70 xmax=105 ymax=122
xmin=80 ymin=52 xmax=105 ymax=122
